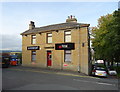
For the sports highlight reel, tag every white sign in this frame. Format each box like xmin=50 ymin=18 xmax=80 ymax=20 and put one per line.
xmin=62 ymin=45 xmax=68 ymax=48
xmin=97 ymin=60 xmax=104 ymax=63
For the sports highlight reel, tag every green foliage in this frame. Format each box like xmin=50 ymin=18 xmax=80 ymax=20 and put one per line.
xmin=113 ymin=66 xmax=120 ymax=77
xmin=92 ymin=9 xmax=120 ymax=64
xmin=17 ymin=53 xmax=22 ymax=58
xmin=17 ymin=53 xmax=22 ymax=63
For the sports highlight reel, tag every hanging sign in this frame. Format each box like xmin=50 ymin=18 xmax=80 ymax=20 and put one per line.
xmin=55 ymin=43 xmax=75 ymax=50
xmin=27 ymin=46 xmax=39 ymax=50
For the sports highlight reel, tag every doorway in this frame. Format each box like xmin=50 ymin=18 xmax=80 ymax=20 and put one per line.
xmin=47 ymin=51 xmax=52 ymax=66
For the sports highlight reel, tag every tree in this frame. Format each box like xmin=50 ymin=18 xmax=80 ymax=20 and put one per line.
xmin=111 ymin=9 xmax=120 ymax=66
xmin=92 ymin=9 xmax=120 ymax=66
xmin=17 ymin=53 xmax=22 ymax=64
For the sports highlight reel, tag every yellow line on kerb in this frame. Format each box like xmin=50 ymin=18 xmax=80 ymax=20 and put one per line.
xmin=9 ymin=68 xmax=97 ymax=79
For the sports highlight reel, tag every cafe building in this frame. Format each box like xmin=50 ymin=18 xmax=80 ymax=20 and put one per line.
xmin=21 ymin=15 xmax=91 ymax=75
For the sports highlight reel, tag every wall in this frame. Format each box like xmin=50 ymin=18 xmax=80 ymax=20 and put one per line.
xmin=22 ymin=27 xmax=90 ymax=74
xmin=79 ymin=27 xmax=89 ymax=75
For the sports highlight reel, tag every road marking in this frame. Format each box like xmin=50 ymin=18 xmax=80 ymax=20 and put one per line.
xmin=96 ymin=82 xmax=114 ymax=86
xmin=73 ymin=79 xmax=116 ymax=86
xmin=9 ymin=68 xmax=100 ymax=79
xmin=73 ymin=79 xmax=92 ymax=83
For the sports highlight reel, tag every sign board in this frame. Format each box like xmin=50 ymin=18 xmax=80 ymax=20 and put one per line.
xmin=96 ymin=60 xmax=104 ymax=63
xmin=27 ymin=46 xmax=39 ymax=50
xmin=55 ymin=43 xmax=75 ymax=50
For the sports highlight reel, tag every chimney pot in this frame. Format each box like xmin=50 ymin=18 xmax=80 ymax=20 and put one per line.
xmin=70 ymin=15 xmax=72 ymax=19
xmin=66 ymin=15 xmax=77 ymax=23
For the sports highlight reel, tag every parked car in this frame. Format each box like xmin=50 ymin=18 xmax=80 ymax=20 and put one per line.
xmin=107 ymin=67 xmax=117 ymax=75
xmin=92 ymin=67 xmax=107 ymax=77
xmin=1 ymin=56 xmax=11 ymax=68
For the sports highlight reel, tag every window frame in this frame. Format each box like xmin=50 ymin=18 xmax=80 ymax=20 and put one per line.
xmin=64 ymin=50 xmax=72 ymax=62
xmin=47 ymin=33 xmax=52 ymax=44
xmin=31 ymin=35 xmax=36 ymax=44
xmin=64 ymin=31 xmax=71 ymax=42
xmin=31 ymin=50 xmax=36 ymax=62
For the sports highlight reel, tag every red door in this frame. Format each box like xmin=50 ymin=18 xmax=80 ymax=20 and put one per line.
xmin=47 ymin=51 xmax=52 ymax=66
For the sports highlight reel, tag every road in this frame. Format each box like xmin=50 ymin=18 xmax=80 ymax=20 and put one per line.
xmin=2 ymin=66 xmax=119 ymax=90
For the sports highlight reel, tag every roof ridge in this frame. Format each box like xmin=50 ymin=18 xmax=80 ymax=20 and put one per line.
xmin=36 ymin=22 xmax=80 ymax=28
xmin=21 ymin=22 xmax=89 ymax=35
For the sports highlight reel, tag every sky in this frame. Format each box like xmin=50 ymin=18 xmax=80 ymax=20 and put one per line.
xmin=0 ymin=1 xmax=119 ymax=50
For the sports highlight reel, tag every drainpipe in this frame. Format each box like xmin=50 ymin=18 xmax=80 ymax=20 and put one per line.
xmin=61 ymin=51 xmax=63 ymax=70
xmin=87 ymin=27 xmax=91 ymax=75
xmin=78 ymin=27 xmax=80 ymax=73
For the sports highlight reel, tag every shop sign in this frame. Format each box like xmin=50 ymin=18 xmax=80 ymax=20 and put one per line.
xmin=55 ymin=43 xmax=75 ymax=50
xmin=27 ymin=46 xmax=39 ymax=50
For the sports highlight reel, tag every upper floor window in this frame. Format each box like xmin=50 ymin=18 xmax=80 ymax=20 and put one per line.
xmin=32 ymin=35 xmax=36 ymax=44
xmin=47 ymin=33 xmax=52 ymax=43
xmin=64 ymin=31 xmax=71 ymax=42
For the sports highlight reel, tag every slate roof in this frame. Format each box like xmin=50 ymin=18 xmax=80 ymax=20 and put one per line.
xmin=21 ymin=22 xmax=90 ymax=35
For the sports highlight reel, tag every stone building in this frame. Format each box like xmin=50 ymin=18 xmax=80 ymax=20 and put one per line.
xmin=21 ymin=15 xmax=91 ymax=75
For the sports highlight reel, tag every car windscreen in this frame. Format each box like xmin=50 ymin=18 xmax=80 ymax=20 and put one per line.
xmin=96 ymin=67 xmax=106 ymax=71
xmin=96 ymin=69 xmax=106 ymax=71
xmin=109 ymin=68 xmax=115 ymax=70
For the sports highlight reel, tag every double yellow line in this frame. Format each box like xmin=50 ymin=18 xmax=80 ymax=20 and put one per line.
xmin=9 ymin=68 xmax=99 ymax=79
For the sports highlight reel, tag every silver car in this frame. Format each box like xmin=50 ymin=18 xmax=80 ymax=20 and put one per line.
xmin=92 ymin=67 xmax=107 ymax=77
xmin=107 ymin=68 xmax=117 ymax=75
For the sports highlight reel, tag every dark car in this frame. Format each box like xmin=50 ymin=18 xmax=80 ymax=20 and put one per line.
xmin=0 ymin=54 xmax=11 ymax=68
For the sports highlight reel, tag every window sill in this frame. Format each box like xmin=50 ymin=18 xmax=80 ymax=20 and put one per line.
xmin=46 ymin=43 xmax=52 ymax=44
xmin=64 ymin=62 xmax=72 ymax=64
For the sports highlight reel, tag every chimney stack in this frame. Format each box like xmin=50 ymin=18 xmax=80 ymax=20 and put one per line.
xmin=29 ymin=21 xmax=35 ymax=30
xmin=66 ymin=15 xmax=77 ymax=23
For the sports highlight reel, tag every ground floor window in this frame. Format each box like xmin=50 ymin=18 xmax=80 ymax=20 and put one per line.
xmin=31 ymin=51 xmax=36 ymax=62
xmin=64 ymin=50 xmax=71 ymax=62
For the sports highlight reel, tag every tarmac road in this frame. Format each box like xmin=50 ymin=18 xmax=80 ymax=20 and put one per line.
xmin=2 ymin=66 xmax=119 ymax=91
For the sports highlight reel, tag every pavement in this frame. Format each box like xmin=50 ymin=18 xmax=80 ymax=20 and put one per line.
xmin=8 ymin=65 xmax=88 ymax=76
xmin=7 ymin=65 xmax=118 ymax=79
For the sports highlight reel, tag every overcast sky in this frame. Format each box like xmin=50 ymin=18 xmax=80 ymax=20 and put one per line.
xmin=0 ymin=1 xmax=119 ymax=50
